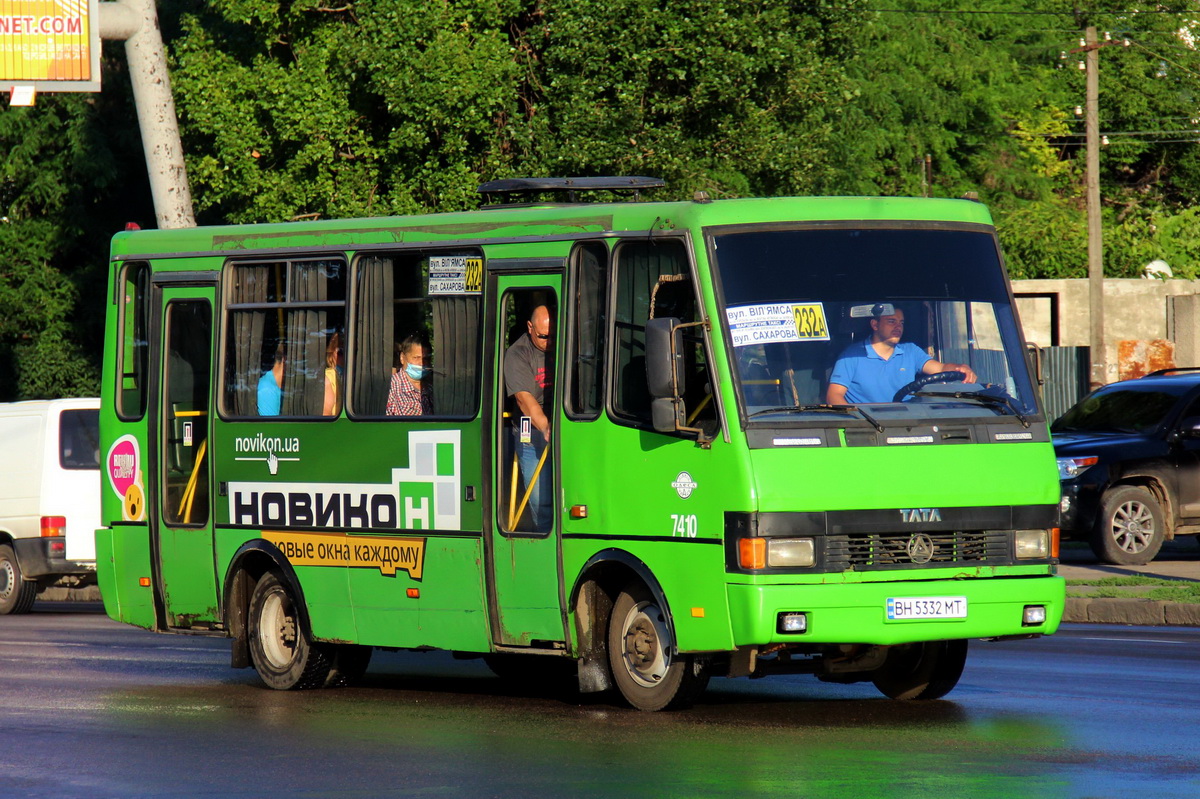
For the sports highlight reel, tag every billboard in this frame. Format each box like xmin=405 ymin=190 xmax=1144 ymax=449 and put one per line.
xmin=1 ymin=0 xmax=101 ymax=93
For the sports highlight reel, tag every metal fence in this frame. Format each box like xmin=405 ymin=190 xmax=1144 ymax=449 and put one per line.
xmin=1038 ymin=346 xmax=1091 ymax=423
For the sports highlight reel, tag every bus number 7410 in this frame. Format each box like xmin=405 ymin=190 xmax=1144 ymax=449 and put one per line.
xmin=671 ymin=514 xmax=698 ymax=538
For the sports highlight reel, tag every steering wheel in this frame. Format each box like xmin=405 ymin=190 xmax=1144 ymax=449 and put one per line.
xmin=892 ymin=370 xmax=967 ymax=403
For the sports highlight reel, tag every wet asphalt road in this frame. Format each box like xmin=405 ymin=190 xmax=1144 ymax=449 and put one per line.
xmin=2 ymin=603 xmax=1199 ymax=798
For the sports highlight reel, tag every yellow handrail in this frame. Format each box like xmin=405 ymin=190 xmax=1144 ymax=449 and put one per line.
xmin=179 ymin=439 xmax=207 ymax=524
xmin=508 ymin=444 xmax=549 ymax=531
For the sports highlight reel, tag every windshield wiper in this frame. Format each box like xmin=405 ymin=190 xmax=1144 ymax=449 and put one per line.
xmin=911 ymin=390 xmax=1030 ymax=428
xmin=748 ymin=404 xmax=884 ymax=433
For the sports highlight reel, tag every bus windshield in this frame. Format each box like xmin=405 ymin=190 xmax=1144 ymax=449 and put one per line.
xmin=710 ymin=226 xmax=1038 ymax=424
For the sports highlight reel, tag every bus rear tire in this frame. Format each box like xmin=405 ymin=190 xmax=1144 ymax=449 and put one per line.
xmin=0 ymin=544 xmax=36 ymax=615
xmin=608 ymin=583 xmax=708 ymax=711
xmin=247 ymin=570 xmax=333 ymax=690
xmin=872 ymin=639 xmax=967 ymax=700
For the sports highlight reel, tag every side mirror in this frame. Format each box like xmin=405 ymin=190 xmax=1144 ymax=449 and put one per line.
xmin=651 ymin=397 xmax=685 ymax=433
xmin=646 ymin=317 xmax=685 ymax=399
xmin=1026 ymin=341 xmax=1044 ymax=386
xmin=1179 ymin=417 xmax=1200 ymax=438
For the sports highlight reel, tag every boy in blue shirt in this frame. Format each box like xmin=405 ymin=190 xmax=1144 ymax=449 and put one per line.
xmin=257 ymin=344 xmax=285 ymax=415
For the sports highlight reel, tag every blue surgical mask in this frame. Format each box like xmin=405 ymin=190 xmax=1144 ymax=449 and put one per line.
xmin=405 ymin=363 xmax=428 ymax=381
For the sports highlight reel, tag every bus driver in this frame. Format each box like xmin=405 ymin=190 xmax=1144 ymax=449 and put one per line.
xmin=825 ymin=304 xmax=977 ymax=404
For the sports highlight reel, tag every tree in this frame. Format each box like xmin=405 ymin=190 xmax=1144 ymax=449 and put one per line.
xmin=0 ymin=47 xmax=153 ymax=400
xmin=166 ymin=0 xmax=867 ymax=219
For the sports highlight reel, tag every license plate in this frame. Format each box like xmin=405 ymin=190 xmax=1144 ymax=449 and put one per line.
xmin=886 ymin=596 xmax=968 ymax=621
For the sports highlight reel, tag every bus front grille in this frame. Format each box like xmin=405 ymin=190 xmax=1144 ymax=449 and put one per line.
xmin=824 ymin=530 xmax=1010 ymax=571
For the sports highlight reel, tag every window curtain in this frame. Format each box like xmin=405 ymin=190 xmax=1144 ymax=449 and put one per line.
xmin=431 ymin=296 xmax=480 ymax=416
xmin=228 ymin=264 xmax=269 ymax=416
xmin=353 ymin=257 xmax=395 ymax=416
xmin=283 ymin=261 xmax=330 ymax=416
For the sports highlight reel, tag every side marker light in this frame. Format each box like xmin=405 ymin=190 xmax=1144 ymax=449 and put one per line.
xmin=738 ymin=538 xmax=766 ymax=570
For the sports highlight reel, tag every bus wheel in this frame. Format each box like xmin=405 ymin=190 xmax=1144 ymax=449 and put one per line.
xmin=0 ymin=544 xmax=36 ymax=615
xmin=608 ymin=584 xmax=708 ymax=711
xmin=872 ymin=639 xmax=967 ymax=700
xmin=247 ymin=570 xmax=333 ymax=690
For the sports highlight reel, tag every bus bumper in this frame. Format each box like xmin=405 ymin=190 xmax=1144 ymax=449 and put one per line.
xmin=726 ymin=575 xmax=1065 ymax=646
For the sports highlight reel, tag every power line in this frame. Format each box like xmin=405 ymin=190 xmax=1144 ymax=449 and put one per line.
xmin=1126 ymin=37 xmax=1200 ymax=81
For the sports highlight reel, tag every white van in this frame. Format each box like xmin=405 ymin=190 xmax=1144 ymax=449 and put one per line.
xmin=0 ymin=399 xmax=100 ymax=614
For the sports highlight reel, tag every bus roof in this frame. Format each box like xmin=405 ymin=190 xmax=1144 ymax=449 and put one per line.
xmin=108 ymin=195 xmax=995 ymax=261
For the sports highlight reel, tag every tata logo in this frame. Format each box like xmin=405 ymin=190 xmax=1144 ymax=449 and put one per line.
xmin=899 ymin=508 xmax=942 ymax=523
xmin=906 ymin=533 xmax=936 ymax=564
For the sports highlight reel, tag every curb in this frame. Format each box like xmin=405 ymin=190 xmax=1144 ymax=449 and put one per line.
xmin=1064 ymin=596 xmax=1200 ymax=626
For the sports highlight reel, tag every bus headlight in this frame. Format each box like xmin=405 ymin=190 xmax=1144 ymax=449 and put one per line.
xmin=1014 ymin=529 xmax=1049 ymax=559
xmin=767 ymin=538 xmax=815 ymax=567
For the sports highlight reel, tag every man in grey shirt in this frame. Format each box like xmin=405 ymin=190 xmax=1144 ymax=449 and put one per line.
xmin=504 ymin=305 xmax=553 ymax=531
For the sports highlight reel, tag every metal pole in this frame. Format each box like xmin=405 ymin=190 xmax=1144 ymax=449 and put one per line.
xmin=99 ymin=0 xmax=195 ymax=229
xmin=1085 ymin=25 xmax=1105 ymax=387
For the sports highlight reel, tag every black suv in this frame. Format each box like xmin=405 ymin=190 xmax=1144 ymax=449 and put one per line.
xmin=1052 ymin=369 xmax=1200 ymax=564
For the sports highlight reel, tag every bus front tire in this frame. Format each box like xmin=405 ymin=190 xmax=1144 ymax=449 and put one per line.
xmin=247 ymin=570 xmax=333 ymax=690
xmin=0 ymin=544 xmax=36 ymax=615
xmin=607 ymin=583 xmax=708 ymax=711
xmin=872 ymin=639 xmax=967 ymax=700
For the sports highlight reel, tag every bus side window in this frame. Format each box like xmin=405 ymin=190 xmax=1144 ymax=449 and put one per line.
xmin=222 ymin=258 xmax=346 ymax=418
xmin=612 ymin=240 xmax=716 ymax=433
xmin=349 ymin=252 xmax=483 ymax=419
xmin=117 ymin=262 xmax=150 ymax=420
xmin=566 ymin=242 xmax=608 ymax=419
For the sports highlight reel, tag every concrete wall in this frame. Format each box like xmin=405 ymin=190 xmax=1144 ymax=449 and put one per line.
xmin=1014 ymin=278 xmax=1200 ymax=383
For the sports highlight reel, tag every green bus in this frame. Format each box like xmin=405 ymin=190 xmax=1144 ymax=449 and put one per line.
xmin=97 ymin=177 xmax=1064 ymax=710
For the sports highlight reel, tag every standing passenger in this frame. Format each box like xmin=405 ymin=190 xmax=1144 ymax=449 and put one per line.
xmin=504 ymin=305 xmax=553 ymax=531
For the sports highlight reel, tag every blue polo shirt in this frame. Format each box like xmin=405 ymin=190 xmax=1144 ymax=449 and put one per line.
xmin=257 ymin=370 xmax=282 ymax=416
xmin=829 ymin=340 xmax=932 ymax=404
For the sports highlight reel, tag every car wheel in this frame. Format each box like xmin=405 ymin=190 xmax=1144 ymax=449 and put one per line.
xmin=1090 ymin=485 xmax=1165 ymax=565
xmin=0 ymin=543 xmax=37 ymax=615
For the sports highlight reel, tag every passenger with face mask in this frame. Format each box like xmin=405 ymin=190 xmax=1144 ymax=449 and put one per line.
xmin=385 ymin=334 xmax=434 ymax=416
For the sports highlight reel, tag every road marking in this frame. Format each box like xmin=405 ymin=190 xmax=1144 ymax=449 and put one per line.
xmin=1075 ymin=636 xmax=1187 ymax=645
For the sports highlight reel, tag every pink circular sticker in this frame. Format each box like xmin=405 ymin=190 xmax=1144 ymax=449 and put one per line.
xmin=107 ymin=435 xmax=140 ymax=499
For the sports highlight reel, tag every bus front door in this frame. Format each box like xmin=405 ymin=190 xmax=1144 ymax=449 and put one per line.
xmin=153 ymin=286 xmax=220 ymax=629
xmin=487 ymin=275 xmax=567 ymax=647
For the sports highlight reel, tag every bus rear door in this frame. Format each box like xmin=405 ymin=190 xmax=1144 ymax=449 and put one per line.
xmin=153 ymin=283 xmax=220 ymax=628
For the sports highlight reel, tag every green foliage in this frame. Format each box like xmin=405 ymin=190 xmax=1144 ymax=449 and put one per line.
xmin=533 ymin=0 xmax=861 ymax=198
xmin=2 ymin=0 xmax=1200 ymax=397
xmin=991 ymin=197 xmax=1088 ymax=280
xmin=0 ymin=52 xmax=150 ymax=399
xmin=167 ymin=0 xmax=867 ymax=219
